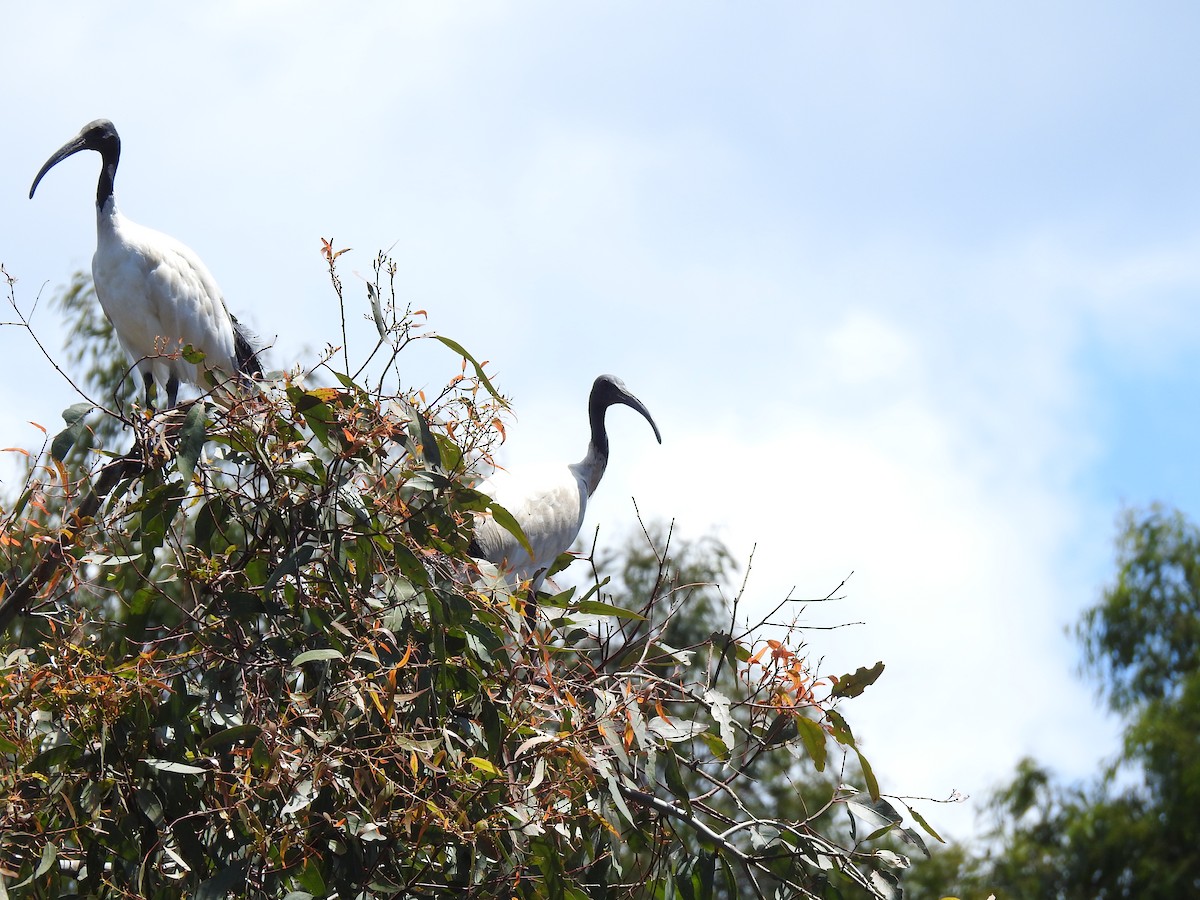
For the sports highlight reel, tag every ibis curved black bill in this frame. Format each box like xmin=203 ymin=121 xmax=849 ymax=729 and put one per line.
xmin=29 ymin=119 xmax=120 ymax=202
xmin=619 ymin=392 xmax=662 ymax=444
xmin=592 ymin=374 xmax=662 ymax=444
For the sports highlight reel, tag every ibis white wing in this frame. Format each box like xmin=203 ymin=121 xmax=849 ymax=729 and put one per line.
xmin=473 ymin=464 xmax=589 ymax=587
xmin=93 ymin=207 xmax=239 ymax=390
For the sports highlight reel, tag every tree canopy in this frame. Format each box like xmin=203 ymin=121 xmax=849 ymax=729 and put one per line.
xmin=0 ymin=254 xmax=927 ymax=899
xmin=905 ymin=504 xmax=1200 ymax=900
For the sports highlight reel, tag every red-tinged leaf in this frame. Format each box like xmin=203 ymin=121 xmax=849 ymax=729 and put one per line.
xmin=2 ymin=448 xmax=31 ymax=457
xmin=28 ymin=421 xmax=47 ymax=434
xmin=49 ymin=458 xmax=68 ymax=485
xmin=395 ymin=642 xmax=414 ymax=668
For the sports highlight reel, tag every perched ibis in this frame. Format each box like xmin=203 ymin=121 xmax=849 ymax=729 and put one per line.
xmin=471 ymin=374 xmax=662 ymax=593
xmin=30 ymin=119 xmax=261 ymax=408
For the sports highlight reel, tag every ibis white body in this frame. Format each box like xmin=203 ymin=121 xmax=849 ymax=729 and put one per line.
xmin=31 ymin=119 xmax=259 ymax=407
xmin=472 ymin=375 xmax=662 ymax=592
xmin=472 ymin=456 xmax=596 ymax=590
xmin=93 ymin=203 xmax=244 ymax=400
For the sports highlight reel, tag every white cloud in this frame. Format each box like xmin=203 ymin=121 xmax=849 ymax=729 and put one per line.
xmin=6 ymin=0 xmax=1200 ymax=849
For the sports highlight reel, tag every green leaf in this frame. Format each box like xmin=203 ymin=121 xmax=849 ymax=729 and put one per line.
xmin=662 ymin=748 xmax=694 ymax=814
xmin=698 ymin=731 xmax=729 ymax=760
xmin=294 ymin=854 xmax=326 ymax=897
xmin=391 ymin=543 xmax=431 ymax=587
xmin=574 ymin=599 xmax=645 ymax=621
xmin=830 ymin=660 xmax=885 ymax=699
xmin=468 ymin=757 xmax=501 ymax=777
xmin=267 ymin=543 xmax=317 ymax=591
xmin=896 ymin=824 xmax=931 ymax=858
xmin=26 ymin=742 xmax=79 ymax=774
xmin=482 ymin=499 xmax=534 ymax=559
xmin=136 ymin=788 xmax=165 ymax=826
xmin=432 ymin=334 xmax=506 ymax=404
xmin=856 ymin=747 xmax=881 ymax=801
xmin=193 ymin=496 xmax=224 ymax=552
xmin=196 ymin=862 xmax=249 ymax=900
xmin=795 ymin=716 xmax=828 ymax=771
xmin=293 ymin=648 xmax=344 ymax=666
xmin=62 ymin=402 xmax=92 ymax=425
xmin=176 ymin=402 xmax=206 ymax=479
xmin=704 ymin=688 xmax=736 ymax=751
xmin=218 ymin=590 xmax=267 ymax=618
xmin=50 ymin=405 xmax=92 ymax=461
xmin=200 ymin=724 xmax=263 ymax=751
xmin=903 ymin=802 xmax=945 ymax=844
xmin=181 ymin=344 xmax=208 ymax=365
xmin=826 ymin=708 xmax=856 ymax=747
xmin=411 ymin=408 xmax=442 ymax=469
xmin=546 ymin=548 xmax=576 ymax=578
xmin=367 ymin=281 xmax=388 ymax=341
xmin=732 ymin=639 xmax=752 ymax=663
xmin=717 ymin=854 xmax=739 ymax=900
xmin=138 ymin=481 xmax=187 ymax=557
xmin=698 ymin=851 xmax=716 ymax=900
xmin=34 ymin=841 xmax=56 ymax=879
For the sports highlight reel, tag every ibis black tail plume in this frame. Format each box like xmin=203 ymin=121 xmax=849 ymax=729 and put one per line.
xmin=231 ymin=315 xmax=263 ymax=378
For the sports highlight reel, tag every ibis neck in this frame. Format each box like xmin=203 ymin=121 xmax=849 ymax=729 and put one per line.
xmin=576 ymin=398 xmax=611 ymax=495
xmin=96 ymin=147 xmax=118 ymax=210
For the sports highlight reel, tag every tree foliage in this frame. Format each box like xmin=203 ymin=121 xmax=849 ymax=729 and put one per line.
xmin=0 ymin=254 xmax=918 ymax=899
xmin=904 ymin=504 xmax=1200 ymax=900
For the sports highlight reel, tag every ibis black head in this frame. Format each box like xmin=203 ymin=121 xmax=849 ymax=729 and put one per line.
xmin=30 ymin=119 xmax=121 ymax=208
xmin=589 ymin=374 xmax=663 ymax=445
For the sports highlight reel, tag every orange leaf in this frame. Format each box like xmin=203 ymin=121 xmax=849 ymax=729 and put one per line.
xmin=366 ymin=687 xmax=387 ymax=717
xmin=396 ymin=642 xmax=414 ymax=669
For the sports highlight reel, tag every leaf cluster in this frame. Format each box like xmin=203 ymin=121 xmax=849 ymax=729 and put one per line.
xmin=0 ymin=256 xmax=912 ymax=899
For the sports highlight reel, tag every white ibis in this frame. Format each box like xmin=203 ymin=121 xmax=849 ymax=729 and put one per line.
xmin=471 ymin=374 xmax=662 ymax=593
xmin=29 ymin=119 xmax=260 ymax=408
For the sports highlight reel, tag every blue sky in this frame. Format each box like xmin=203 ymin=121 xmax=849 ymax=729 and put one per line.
xmin=5 ymin=2 xmax=1200 ymax=843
